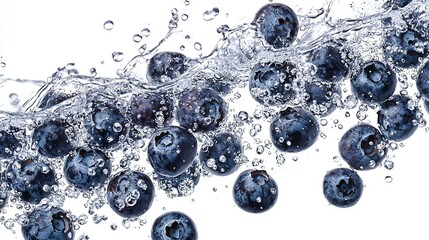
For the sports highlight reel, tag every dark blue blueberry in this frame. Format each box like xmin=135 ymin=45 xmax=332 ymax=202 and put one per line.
xmin=377 ymin=95 xmax=417 ymax=141
xmin=339 ymin=124 xmax=388 ymax=170
xmin=107 ymin=170 xmax=155 ymax=218
xmin=253 ymin=3 xmax=299 ymax=49
xmin=0 ymin=126 xmax=23 ymax=159
xmin=323 ymin=168 xmax=363 ymax=208
xmin=310 ymin=46 xmax=349 ymax=82
xmin=85 ymin=100 xmax=130 ymax=149
xmin=130 ymin=92 xmax=174 ymax=128
xmin=176 ymin=87 xmax=227 ymax=132
xmin=147 ymin=51 xmax=189 ymax=85
xmin=22 ymin=206 xmax=74 ymax=240
xmin=249 ymin=61 xmax=297 ymax=106
xmin=5 ymin=158 xmax=56 ymax=204
xmin=33 ymin=120 xmax=74 ymax=158
xmin=270 ymin=107 xmax=319 ymax=153
xmin=424 ymin=99 xmax=429 ymax=113
xmin=199 ymin=132 xmax=242 ymax=176
xmin=0 ymin=185 xmax=8 ymax=210
xmin=416 ymin=61 xmax=429 ymax=100
xmin=233 ymin=169 xmax=278 ymax=213
xmin=148 ymin=126 xmax=197 ymax=177
xmin=383 ymin=29 xmax=428 ymax=68
xmin=155 ymin=161 xmax=200 ymax=198
xmin=351 ymin=60 xmax=397 ymax=104
xmin=151 ymin=211 xmax=198 ymax=240
xmin=304 ymin=81 xmax=341 ymax=116
xmin=64 ymin=147 xmax=112 ymax=191
xmin=395 ymin=0 xmax=413 ymax=7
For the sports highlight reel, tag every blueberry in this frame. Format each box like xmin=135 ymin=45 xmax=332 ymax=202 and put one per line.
xmin=270 ymin=107 xmax=319 ymax=153
xmin=107 ymin=170 xmax=155 ymax=218
xmin=304 ymin=80 xmax=341 ymax=116
xmin=249 ymin=61 xmax=297 ymax=106
xmin=323 ymin=168 xmax=363 ymax=208
xmin=5 ymin=158 xmax=56 ymax=204
xmin=0 ymin=126 xmax=24 ymax=159
xmin=85 ymin=100 xmax=130 ymax=149
xmin=147 ymin=51 xmax=189 ymax=85
xmin=339 ymin=124 xmax=388 ymax=170
xmin=233 ymin=169 xmax=278 ymax=213
xmin=33 ymin=120 xmax=74 ymax=158
xmin=377 ymin=95 xmax=417 ymax=141
xmin=155 ymin=160 xmax=201 ymax=198
xmin=151 ymin=211 xmax=198 ymax=240
xmin=351 ymin=60 xmax=397 ymax=104
xmin=176 ymin=87 xmax=227 ymax=132
xmin=416 ymin=61 xmax=429 ymax=100
xmin=0 ymin=185 xmax=8 ymax=210
xmin=22 ymin=206 xmax=74 ymax=240
xmin=148 ymin=126 xmax=197 ymax=177
xmin=130 ymin=92 xmax=174 ymax=128
xmin=199 ymin=132 xmax=242 ymax=176
xmin=253 ymin=3 xmax=299 ymax=49
xmin=310 ymin=46 xmax=349 ymax=82
xmin=383 ymin=29 xmax=428 ymax=68
xmin=424 ymin=99 xmax=429 ymax=113
xmin=395 ymin=0 xmax=413 ymax=7
xmin=64 ymin=147 xmax=112 ymax=191
xmin=39 ymin=91 xmax=74 ymax=110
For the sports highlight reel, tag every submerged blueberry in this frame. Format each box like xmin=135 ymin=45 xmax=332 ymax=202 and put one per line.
xmin=176 ymin=87 xmax=227 ymax=132
xmin=107 ymin=170 xmax=155 ymax=218
xmin=416 ymin=61 xmax=429 ymax=100
xmin=253 ymin=3 xmax=299 ymax=48
xmin=249 ymin=61 xmax=297 ymax=106
xmin=64 ymin=147 xmax=112 ymax=191
xmin=0 ymin=126 xmax=23 ymax=159
xmin=233 ymin=169 xmax=278 ymax=213
xmin=339 ymin=124 xmax=387 ymax=170
xmin=33 ymin=120 xmax=74 ymax=158
xmin=5 ymin=158 xmax=56 ymax=204
xmin=147 ymin=51 xmax=189 ymax=85
xmin=199 ymin=132 xmax=242 ymax=176
xmin=351 ymin=60 xmax=397 ymax=104
xmin=130 ymin=92 xmax=174 ymax=128
xmin=270 ymin=107 xmax=319 ymax=152
xmin=0 ymin=186 xmax=8 ymax=210
xmin=377 ymin=95 xmax=417 ymax=141
xmin=148 ymin=126 xmax=198 ymax=177
xmin=304 ymin=80 xmax=341 ymax=116
xmin=310 ymin=45 xmax=349 ymax=82
xmin=151 ymin=211 xmax=198 ymax=240
xmin=323 ymin=168 xmax=363 ymax=208
xmin=22 ymin=206 xmax=74 ymax=240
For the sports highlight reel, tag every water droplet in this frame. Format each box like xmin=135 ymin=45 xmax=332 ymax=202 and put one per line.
xmin=0 ymin=62 xmax=6 ymax=68
xmin=103 ymin=20 xmax=114 ymax=31
xmin=184 ymin=0 xmax=190 ymax=5
xmin=133 ymin=34 xmax=142 ymax=43
xmin=320 ymin=119 xmax=328 ymax=126
xmin=141 ymin=28 xmax=151 ymax=37
xmin=180 ymin=45 xmax=185 ymax=51
xmin=112 ymin=52 xmax=124 ymax=62
xmin=385 ymin=176 xmax=393 ymax=183
xmin=181 ymin=14 xmax=189 ymax=21
xmin=89 ymin=68 xmax=97 ymax=77
xmin=9 ymin=93 xmax=19 ymax=106
xmin=384 ymin=160 xmax=394 ymax=170
xmin=111 ymin=224 xmax=118 ymax=231
xmin=194 ymin=42 xmax=202 ymax=51
xmin=203 ymin=7 xmax=220 ymax=21
xmin=139 ymin=44 xmax=147 ymax=54
xmin=333 ymin=156 xmax=340 ymax=162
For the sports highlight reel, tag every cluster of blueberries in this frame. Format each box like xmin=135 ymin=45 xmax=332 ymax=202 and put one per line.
xmin=0 ymin=0 xmax=429 ymax=239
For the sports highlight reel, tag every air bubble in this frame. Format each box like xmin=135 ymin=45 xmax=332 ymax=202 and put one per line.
xmin=0 ymin=62 xmax=6 ymax=68
xmin=9 ymin=93 xmax=19 ymax=106
xmin=194 ymin=42 xmax=202 ymax=51
xmin=89 ymin=68 xmax=97 ymax=77
xmin=141 ymin=28 xmax=151 ymax=37
xmin=103 ymin=20 xmax=114 ymax=31
xmin=385 ymin=176 xmax=393 ymax=183
xmin=203 ymin=7 xmax=220 ymax=21
xmin=384 ymin=160 xmax=394 ymax=170
xmin=181 ymin=14 xmax=189 ymax=21
xmin=133 ymin=34 xmax=142 ymax=43
xmin=112 ymin=52 xmax=124 ymax=62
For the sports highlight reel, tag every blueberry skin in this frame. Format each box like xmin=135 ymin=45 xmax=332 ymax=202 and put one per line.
xmin=384 ymin=29 xmax=428 ymax=68
xmin=148 ymin=126 xmax=198 ymax=177
xmin=304 ymin=81 xmax=341 ymax=116
xmin=151 ymin=211 xmax=198 ymax=240
xmin=249 ymin=61 xmax=297 ymax=106
xmin=199 ymin=132 xmax=242 ymax=176
xmin=0 ymin=186 xmax=8 ymax=210
xmin=310 ymin=46 xmax=349 ymax=82
xmin=177 ymin=87 xmax=227 ymax=132
xmin=147 ymin=51 xmax=189 ymax=85
xmin=5 ymin=158 xmax=56 ymax=204
xmin=64 ymin=147 xmax=112 ymax=191
xmin=351 ymin=60 xmax=397 ymax=104
xmin=33 ymin=120 xmax=74 ymax=158
xmin=424 ymin=99 xmax=429 ymax=113
xmin=233 ymin=169 xmax=278 ymax=213
xmin=253 ymin=3 xmax=299 ymax=49
xmin=156 ymin=161 xmax=200 ymax=197
xmin=85 ymin=101 xmax=130 ymax=149
xmin=0 ymin=127 xmax=23 ymax=159
xmin=395 ymin=0 xmax=413 ymax=8
xmin=339 ymin=124 xmax=387 ymax=170
xmin=416 ymin=61 xmax=429 ymax=100
xmin=377 ymin=95 xmax=417 ymax=141
xmin=323 ymin=168 xmax=363 ymax=208
xmin=107 ymin=170 xmax=155 ymax=218
xmin=130 ymin=92 xmax=174 ymax=128
xmin=270 ymin=107 xmax=319 ymax=153
xmin=22 ymin=206 xmax=74 ymax=240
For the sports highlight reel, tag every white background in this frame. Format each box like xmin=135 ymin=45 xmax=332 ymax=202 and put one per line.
xmin=1 ymin=0 xmax=429 ymax=239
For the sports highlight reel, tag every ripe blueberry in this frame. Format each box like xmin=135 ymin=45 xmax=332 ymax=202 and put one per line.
xmin=0 ymin=126 xmax=23 ymax=159
xmin=33 ymin=120 xmax=74 ymax=158
xmin=310 ymin=45 xmax=349 ymax=82
xmin=130 ymin=91 xmax=174 ymax=128
xmin=416 ymin=60 xmax=429 ymax=100
xmin=304 ymin=80 xmax=341 ymax=116
xmin=151 ymin=211 xmax=198 ymax=240
xmin=147 ymin=51 xmax=189 ymax=85
xmin=323 ymin=168 xmax=363 ymax=208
